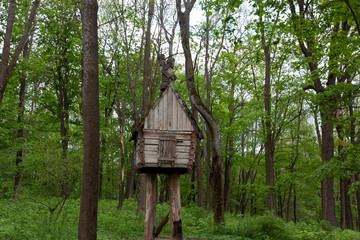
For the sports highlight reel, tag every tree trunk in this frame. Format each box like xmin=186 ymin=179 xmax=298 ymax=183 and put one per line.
xmin=224 ymin=79 xmax=236 ymax=212
xmin=224 ymin=158 xmax=232 ymax=212
xmin=337 ymin=126 xmax=354 ymax=229
xmin=203 ymin=3 xmax=212 ymax=215
xmin=57 ymin=55 xmax=70 ymax=197
xmin=138 ymin=0 xmax=155 ymax=214
xmin=0 ymin=0 xmax=40 ymax=105
xmin=192 ymin=109 xmax=204 ymax=208
xmin=340 ymin=177 xmax=353 ymax=229
xmin=99 ymin=136 xmax=106 ymax=199
xmin=320 ymin=114 xmax=336 ymax=226
xmin=78 ymin=0 xmax=99 ymax=239
xmin=204 ymin=125 xmax=212 ymax=214
xmin=117 ymin=126 xmax=126 ymax=209
xmin=127 ymin=144 xmax=136 ymax=198
xmin=176 ymin=0 xmax=224 ymax=224
xmin=13 ymin=45 xmax=28 ymax=198
xmin=288 ymin=0 xmax=338 ymax=226
xmin=263 ymin=41 xmax=276 ymax=214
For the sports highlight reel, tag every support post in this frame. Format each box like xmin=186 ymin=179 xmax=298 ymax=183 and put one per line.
xmin=144 ymin=173 xmax=157 ymax=240
xmin=168 ymin=173 xmax=182 ymax=240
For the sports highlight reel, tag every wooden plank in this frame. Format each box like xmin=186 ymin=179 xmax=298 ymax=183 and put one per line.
xmin=167 ymin=90 xmax=173 ymax=130
xmin=139 ymin=133 xmax=145 ymax=165
xmin=144 ymin=173 xmax=157 ymax=240
xmin=143 ymin=138 xmax=190 ymax=147
xmin=144 ymin=130 xmax=192 ymax=138
xmin=161 ymin=92 xmax=166 ymax=130
xmin=158 ymin=101 xmax=162 ymax=130
xmin=173 ymin=91 xmax=177 ymax=131
xmin=135 ymin=148 xmax=140 ymax=164
xmin=174 ymin=158 xmax=189 ymax=165
xmin=168 ymin=174 xmax=182 ymax=240
xmin=144 ymin=139 xmax=159 ymax=145
xmin=138 ymin=162 xmax=189 ymax=168
xmin=176 ymin=146 xmax=191 ymax=153
xmin=154 ymin=103 xmax=159 ymax=129
xmin=175 ymin=153 xmax=190 ymax=159
xmin=175 ymin=140 xmax=191 ymax=146
xmin=143 ymin=157 xmax=158 ymax=164
xmin=145 ymin=145 xmax=158 ymax=152
xmin=185 ymin=110 xmax=191 ymax=131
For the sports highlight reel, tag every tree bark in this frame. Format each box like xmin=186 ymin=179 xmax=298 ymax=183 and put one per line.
xmin=320 ymin=113 xmax=336 ymax=226
xmin=78 ymin=0 xmax=99 ymax=239
xmin=176 ymin=0 xmax=224 ymax=224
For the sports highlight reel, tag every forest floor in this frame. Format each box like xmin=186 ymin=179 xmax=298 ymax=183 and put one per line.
xmin=1 ymin=198 xmax=360 ymax=240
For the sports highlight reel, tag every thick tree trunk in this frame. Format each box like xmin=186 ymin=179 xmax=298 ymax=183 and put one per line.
xmin=78 ymin=0 xmax=99 ymax=239
xmin=340 ymin=178 xmax=353 ymax=229
xmin=320 ymin=115 xmax=336 ymax=226
xmin=176 ymin=0 xmax=224 ymax=224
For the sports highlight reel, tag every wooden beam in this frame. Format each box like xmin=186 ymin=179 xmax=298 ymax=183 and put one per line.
xmin=144 ymin=173 xmax=157 ymax=240
xmin=168 ymin=173 xmax=182 ymax=240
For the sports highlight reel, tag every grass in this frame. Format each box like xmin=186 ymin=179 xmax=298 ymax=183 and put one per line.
xmin=1 ymin=198 xmax=360 ymax=240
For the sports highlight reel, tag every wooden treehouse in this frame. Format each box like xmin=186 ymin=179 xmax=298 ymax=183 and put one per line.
xmin=130 ymin=55 xmax=202 ymax=240
xmin=133 ymin=82 xmax=202 ymax=174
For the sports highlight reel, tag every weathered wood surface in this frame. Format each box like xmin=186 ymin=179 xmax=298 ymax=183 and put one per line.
xmin=144 ymin=173 xmax=157 ymax=240
xmin=144 ymin=87 xmax=193 ymax=131
xmin=168 ymin=174 xmax=182 ymax=240
xmin=136 ymin=130 xmax=194 ymax=170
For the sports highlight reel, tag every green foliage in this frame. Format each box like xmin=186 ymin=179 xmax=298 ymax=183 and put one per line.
xmin=2 ymin=199 xmax=360 ymax=240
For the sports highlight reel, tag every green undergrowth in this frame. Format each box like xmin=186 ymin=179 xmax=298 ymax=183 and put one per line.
xmin=1 ymin=198 xmax=360 ymax=240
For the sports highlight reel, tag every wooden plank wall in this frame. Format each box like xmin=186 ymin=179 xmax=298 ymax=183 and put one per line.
xmin=136 ymin=131 xmax=192 ymax=167
xmin=144 ymin=89 xmax=193 ymax=131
